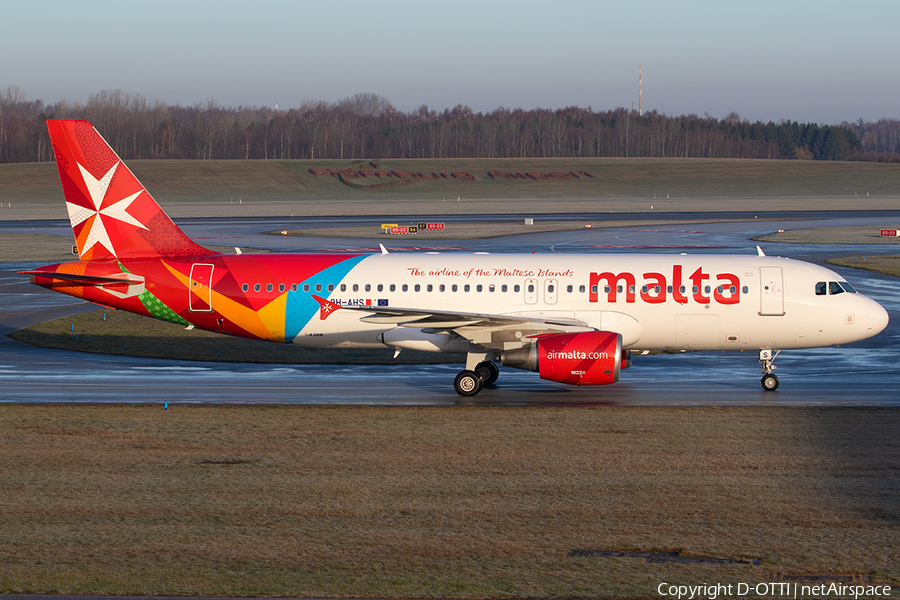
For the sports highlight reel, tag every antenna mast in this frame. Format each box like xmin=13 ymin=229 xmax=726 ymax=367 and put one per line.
xmin=639 ymin=64 xmax=642 ymax=117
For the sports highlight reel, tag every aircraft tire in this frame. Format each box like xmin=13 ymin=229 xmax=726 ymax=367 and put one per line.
xmin=454 ymin=370 xmax=483 ymax=396
xmin=475 ymin=361 xmax=500 ymax=386
xmin=761 ymin=373 xmax=779 ymax=391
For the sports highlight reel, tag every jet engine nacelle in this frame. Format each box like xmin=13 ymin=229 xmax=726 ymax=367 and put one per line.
xmin=501 ymin=331 xmax=623 ymax=385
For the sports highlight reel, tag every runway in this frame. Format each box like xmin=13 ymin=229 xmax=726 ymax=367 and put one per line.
xmin=2 ymin=211 xmax=899 ymax=405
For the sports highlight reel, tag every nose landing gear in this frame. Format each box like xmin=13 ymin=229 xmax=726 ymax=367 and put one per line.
xmin=759 ymin=349 xmax=780 ymax=391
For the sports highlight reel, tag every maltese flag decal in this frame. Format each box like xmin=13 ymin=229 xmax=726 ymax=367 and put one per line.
xmin=312 ymin=295 xmax=342 ymax=320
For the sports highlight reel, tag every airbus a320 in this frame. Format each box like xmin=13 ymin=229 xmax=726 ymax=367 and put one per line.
xmin=23 ymin=120 xmax=889 ymax=396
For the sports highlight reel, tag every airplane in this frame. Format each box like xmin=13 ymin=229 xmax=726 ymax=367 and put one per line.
xmin=22 ymin=120 xmax=890 ymax=396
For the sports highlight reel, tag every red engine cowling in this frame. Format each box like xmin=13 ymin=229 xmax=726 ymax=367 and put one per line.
xmin=501 ymin=331 xmax=623 ymax=385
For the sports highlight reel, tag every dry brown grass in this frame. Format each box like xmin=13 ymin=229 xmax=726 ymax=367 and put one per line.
xmin=827 ymin=255 xmax=900 ymax=278
xmin=1 ymin=406 xmax=897 ymax=597
xmin=0 ymin=232 xmax=79 ymax=262
xmin=3 ymin=158 xmax=900 ymax=221
xmin=282 ymin=217 xmax=770 ymax=241
xmin=755 ymin=226 xmax=900 ymax=245
xmin=8 ymin=308 xmax=459 ymax=365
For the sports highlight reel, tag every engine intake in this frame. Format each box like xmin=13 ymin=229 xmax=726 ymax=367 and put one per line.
xmin=501 ymin=331 xmax=623 ymax=385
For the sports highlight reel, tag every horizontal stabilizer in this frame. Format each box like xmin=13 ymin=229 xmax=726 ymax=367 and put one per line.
xmin=20 ymin=270 xmax=144 ymax=286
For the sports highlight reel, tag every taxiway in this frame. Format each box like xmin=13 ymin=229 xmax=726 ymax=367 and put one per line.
xmin=2 ymin=211 xmax=898 ymax=405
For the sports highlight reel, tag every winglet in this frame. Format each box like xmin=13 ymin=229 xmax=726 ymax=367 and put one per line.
xmin=379 ymin=243 xmax=389 ymax=255
xmin=757 ymin=245 xmax=766 ymax=257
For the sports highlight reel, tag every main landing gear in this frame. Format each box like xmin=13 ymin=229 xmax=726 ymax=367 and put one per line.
xmin=474 ymin=360 xmax=500 ymax=386
xmin=759 ymin=349 xmax=780 ymax=391
xmin=453 ymin=360 xmax=500 ymax=396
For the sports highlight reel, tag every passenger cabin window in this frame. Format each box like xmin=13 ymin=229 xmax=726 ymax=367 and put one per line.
xmin=315 ymin=283 xmax=322 ymax=292
xmin=291 ymin=284 xmax=297 ymax=292
xmin=254 ymin=283 xmax=261 ymax=292
xmin=303 ymin=283 xmax=310 ymax=292
xmin=279 ymin=283 xmax=285 ymax=292
xmin=266 ymin=284 xmax=273 ymax=292
xmin=242 ymin=284 xmax=249 ymax=292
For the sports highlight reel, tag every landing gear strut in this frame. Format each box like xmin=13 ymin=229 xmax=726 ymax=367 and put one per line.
xmin=759 ymin=349 xmax=780 ymax=391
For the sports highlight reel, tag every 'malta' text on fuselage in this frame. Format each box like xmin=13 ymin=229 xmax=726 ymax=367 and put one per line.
xmin=589 ymin=265 xmax=741 ymax=305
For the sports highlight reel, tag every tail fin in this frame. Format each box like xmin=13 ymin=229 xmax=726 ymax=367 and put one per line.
xmin=47 ymin=119 xmax=209 ymax=260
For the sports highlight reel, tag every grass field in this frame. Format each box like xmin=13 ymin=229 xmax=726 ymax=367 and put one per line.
xmin=2 ymin=157 xmax=899 ymax=220
xmin=827 ymin=255 xmax=900 ymax=277
xmin=1 ymin=405 xmax=897 ymax=598
xmin=755 ymin=226 xmax=900 ymax=246
xmin=279 ymin=217 xmax=767 ymax=240
xmin=8 ymin=308 xmax=459 ymax=365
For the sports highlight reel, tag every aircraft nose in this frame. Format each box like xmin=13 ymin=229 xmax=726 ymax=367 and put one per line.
xmin=866 ymin=300 xmax=890 ymax=339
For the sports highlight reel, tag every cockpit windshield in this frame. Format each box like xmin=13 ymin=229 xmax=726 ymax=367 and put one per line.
xmin=817 ymin=281 xmax=857 ymax=295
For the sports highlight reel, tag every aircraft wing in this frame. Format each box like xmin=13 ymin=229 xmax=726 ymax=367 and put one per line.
xmin=340 ymin=302 xmax=594 ymax=349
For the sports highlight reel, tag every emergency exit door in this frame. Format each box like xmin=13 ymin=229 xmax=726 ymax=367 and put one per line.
xmin=189 ymin=263 xmax=214 ymax=312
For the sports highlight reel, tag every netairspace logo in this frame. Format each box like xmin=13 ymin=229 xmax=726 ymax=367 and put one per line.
xmin=657 ymin=582 xmax=894 ymax=599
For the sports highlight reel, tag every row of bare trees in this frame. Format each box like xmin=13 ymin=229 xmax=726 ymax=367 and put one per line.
xmin=0 ymin=86 xmax=884 ymax=164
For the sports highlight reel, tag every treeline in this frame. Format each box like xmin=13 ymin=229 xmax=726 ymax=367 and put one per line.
xmin=0 ymin=86 xmax=890 ymax=164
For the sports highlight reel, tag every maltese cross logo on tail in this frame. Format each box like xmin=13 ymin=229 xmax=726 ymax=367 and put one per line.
xmin=67 ymin=161 xmax=148 ymax=258
xmin=312 ymin=295 xmax=342 ymax=320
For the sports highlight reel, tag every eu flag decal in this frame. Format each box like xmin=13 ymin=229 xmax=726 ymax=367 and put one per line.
xmin=377 ymin=299 xmax=389 ymax=306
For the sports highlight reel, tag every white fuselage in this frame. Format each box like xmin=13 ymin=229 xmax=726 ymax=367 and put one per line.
xmin=293 ymin=253 xmax=889 ymax=352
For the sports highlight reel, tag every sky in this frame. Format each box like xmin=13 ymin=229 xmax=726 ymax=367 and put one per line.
xmin=2 ymin=0 xmax=898 ymax=124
